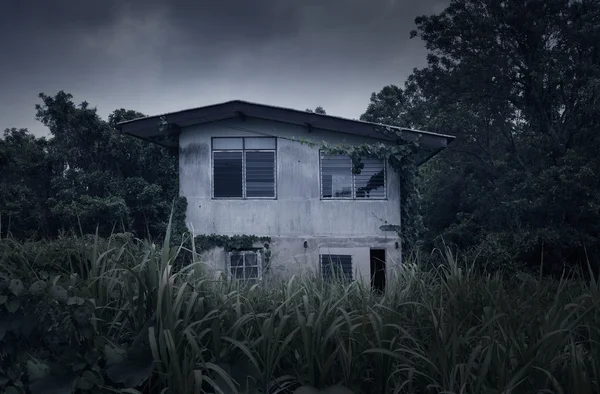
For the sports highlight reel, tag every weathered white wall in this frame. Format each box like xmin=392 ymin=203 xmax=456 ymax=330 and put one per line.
xmin=179 ymin=117 xmax=402 ymax=284
xmin=198 ymin=237 xmax=402 ymax=283
xmin=180 ymin=117 xmax=401 ymax=237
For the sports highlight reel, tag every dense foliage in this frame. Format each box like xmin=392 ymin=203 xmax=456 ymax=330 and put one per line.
xmin=305 ymin=106 xmax=327 ymax=114
xmin=2 ymin=1 xmax=599 ymax=393
xmin=363 ymin=0 xmax=600 ymax=274
xmin=1 ymin=230 xmax=599 ymax=394
xmin=1 ymin=0 xmax=599 ymax=273
xmin=0 ymin=92 xmax=186 ymax=242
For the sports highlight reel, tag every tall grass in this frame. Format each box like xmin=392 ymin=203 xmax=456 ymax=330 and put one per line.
xmin=1 ymin=224 xmax=599 ymax=394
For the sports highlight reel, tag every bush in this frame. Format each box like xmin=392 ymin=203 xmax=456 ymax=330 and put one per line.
xmin=1 ymin=229 xmax=599 ymax=394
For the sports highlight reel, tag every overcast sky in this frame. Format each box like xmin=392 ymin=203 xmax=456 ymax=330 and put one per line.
xmin=1 ymin=0 xmax=448 ymax=136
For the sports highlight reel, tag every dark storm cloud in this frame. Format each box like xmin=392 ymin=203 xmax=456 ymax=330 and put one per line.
xmin=163 ymin=0 xmax=303 ymax=42
xmin=2 ymin=1 xmax=123 ymax=30
xmin=0 ymin=0 xmax=449 ymax=136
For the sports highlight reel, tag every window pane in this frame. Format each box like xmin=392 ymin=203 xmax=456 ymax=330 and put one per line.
xmin=246 ymin=151 xmax=275 ymax=198
xmin=229 ymin=252 xmax=261 ymax=281
xmin=230 ymin=253 xmax=244 ymax=266
xmin=355 ymin=158 xmax=386 ymax=199
xmin=213 ymin=138 xmax=243 ymax=150
xmin=320 ymin=254 xmax=353 ymax=282
xmin=246 ymin=266 xmax=259 ymax=279
xmin=245 ymin=137 xmax=276 ymax=150
xmin=244 ymin=252 xmax=257 ymax=266
xmin=232 ymin=267 xmax=244 ymax=279
xmin=321 ymin=154 xmax=352 ymax=198
xmin=214 ymin=151 xmax=243 ymax=197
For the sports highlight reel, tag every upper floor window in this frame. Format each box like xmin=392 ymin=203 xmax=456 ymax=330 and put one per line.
xmin=320 ymin=152 xmax=386 ymax=199
xmin=212 ymin=137 xmax=276 ymax=199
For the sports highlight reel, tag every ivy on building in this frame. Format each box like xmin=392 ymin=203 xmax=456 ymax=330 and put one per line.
xmin=192 ymin=234 xmax=272 ymax=271
xmin=295 ymin=127 xmax=423 ymax=254
xmin=164 ymin=113 xmax=422 ymax=256
xmin=192 ymin=234 xmax=271 ymax=253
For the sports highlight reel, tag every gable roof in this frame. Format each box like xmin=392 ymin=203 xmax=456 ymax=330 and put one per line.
xmin=116 ymin=100 xmax=455 ymax=164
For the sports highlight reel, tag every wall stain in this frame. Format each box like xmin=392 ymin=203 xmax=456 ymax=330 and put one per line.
xmin=180 ymin=143 xmax=209 ymax=165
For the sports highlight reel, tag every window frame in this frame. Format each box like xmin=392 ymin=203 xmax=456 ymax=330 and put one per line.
xmin=319 ymin=254 xmax=353 ymax=283
xmin=319 ymin=150 xmax=387 ymax=200
xmin=211 ymin=137 xmax=277 ymax=200
xmin=227 ymin=249 xmax=263 ymax=282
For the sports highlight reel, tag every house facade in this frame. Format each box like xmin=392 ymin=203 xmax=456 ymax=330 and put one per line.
xmin=117 ymin=101 xmax=453 ymax=292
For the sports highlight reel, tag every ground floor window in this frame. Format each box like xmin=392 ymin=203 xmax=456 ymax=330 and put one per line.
xmin=320 ymin=254 xmax=353 ymax=282
xmin=227 ymin=250 xmax=263 ymax=283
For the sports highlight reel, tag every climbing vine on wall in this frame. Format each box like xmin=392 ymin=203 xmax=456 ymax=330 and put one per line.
xmin=159 ymin=114 xmax=422 ymax=256
xmin=192 ymin=234 xmax=272 ymax=271
xmin=169 ymin=196 xmax=188 ymax=246
xmin=295 ymin=128 xmax=424 ymax=254
xmin=193 ymin=234 xmax=271 ymax=253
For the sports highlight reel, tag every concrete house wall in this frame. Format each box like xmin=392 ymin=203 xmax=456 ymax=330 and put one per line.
xmin=179 ymin=116 xmax=402 ymax=284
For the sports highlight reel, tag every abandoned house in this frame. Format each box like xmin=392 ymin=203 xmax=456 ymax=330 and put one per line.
xmin=117 ymin=100 xmax=454 ymax=292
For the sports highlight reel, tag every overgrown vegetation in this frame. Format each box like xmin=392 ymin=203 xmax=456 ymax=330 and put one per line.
xmin=359 ymin=0 xmax=600 ymax=274
xmin=1 ymin=225 xmax=599 ymax=394
xmin=294 ymin=137 xmax=422 ymax=253
xmin=2 ymin=1 xmax=600 ymax=392
xmin=192 ymin=234 xmax=271 ymax=253
xmin=1 ymin=0 xmax=598 ymax=274
xmin=0 ymin=93 xmax=187 ymax=243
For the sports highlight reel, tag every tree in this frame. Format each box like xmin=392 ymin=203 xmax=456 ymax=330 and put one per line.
xmin=367 ymin=0 xmax=600 ymax=273
xmin=0 ymin=91 xmax=185 ymax=240
xmin=0 ymin=128 xmax=50 ymax=238
xmin=360 ymin=85 xmax=411 ymax=126
xmin=306 ymin=106 xmax=327 ymax=115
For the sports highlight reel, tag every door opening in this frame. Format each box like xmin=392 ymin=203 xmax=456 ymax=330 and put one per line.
xmin=370 ymin=249 xmax=386 ymax=294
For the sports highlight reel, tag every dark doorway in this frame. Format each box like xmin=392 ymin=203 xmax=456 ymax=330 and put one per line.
xmin=370 ymin=249 xmax=386 ymax=294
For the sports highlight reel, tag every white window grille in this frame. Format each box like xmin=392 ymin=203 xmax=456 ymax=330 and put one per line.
xmin=227 ymin=250 xmax=263 ymax=283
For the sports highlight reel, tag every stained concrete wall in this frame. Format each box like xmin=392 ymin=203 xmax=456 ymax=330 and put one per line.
xmin=179 ymin=117 xmax=402 ymax=285
xmin=197 ymin=236 xmax=402 ymax=285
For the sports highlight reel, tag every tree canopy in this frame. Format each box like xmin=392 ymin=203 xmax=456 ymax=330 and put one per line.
xmin=362 ymin=0 xmax=600 ymax=273
xmin=0 ymin=92 xmax=185 ymax=240
xmin=360 ymin=85 xmax=410 ymax=127
xmin=306 ymin=106 xmax=327 ymax=114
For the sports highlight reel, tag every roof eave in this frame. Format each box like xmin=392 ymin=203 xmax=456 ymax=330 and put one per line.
xmin=116 ymin=100 xmax=455 ymax=163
